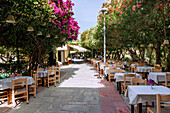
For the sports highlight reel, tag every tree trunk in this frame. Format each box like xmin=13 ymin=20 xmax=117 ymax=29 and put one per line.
xmin=156 ymin=41 xmax=161 ymax=65
xmin=167 ymin=44 xmax=170 ymax=71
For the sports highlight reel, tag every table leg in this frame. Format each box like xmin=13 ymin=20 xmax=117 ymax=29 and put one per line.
xmin=119 ymin=82 xmax=121 ymax=94
xmin=8 ymin=89 xmax=12 ymax=105
xmin=42 ymin=77 xmax=44 ymax=87
xmin=117 ymin=82 xmax=119 ymax=91
xmin=139 ymin=103 xmax=142 ymax=113
xmin=131 ymin=105 xmax=134 ymax=113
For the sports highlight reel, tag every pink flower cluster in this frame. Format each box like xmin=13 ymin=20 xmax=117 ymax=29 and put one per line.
xmin=48 ymin=0 xmax=80 ymax=40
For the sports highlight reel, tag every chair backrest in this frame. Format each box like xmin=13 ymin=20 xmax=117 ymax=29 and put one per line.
xmin=31 ymin=70 xmax=37 ymax=77
xmin=131 ymin=78 xmax=147 ymax=85
xmin=109 ymin=66 xmax=117 ymax=74
xmin=32 ymin=73 xmax=37 ymax=86
xmin=165 ymin=73 xmax=170 ymax=87
xmin=139 ymin=63 xmax=144 ymax=66
xmin=9 ymin=73 xmax=22 ymax=77
xmin=12 ymin=78 xmax=27 ymax=91
xmin=156 ymin=94 xmax=170 ymax=113
xmin=37 ymin=68 xmax=44 ymax=71
xmin=46 ymin=67 xmax=52 ymax=70
xmin=116 ymin=69 xmax=125 ymax=73
xmin=154 ymin=64 xmax=160 ymax=68
xmin=9 ymin=74 xmax=14 ymax=77
xmin=47 ymin=70 xmax=56 ymax=77
xmin=124 ymin=74 xmax=136 ymax=83
xmin=151 ymin=67 xmax=162 ymax=72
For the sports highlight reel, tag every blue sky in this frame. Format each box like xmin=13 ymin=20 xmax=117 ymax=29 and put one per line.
xmin=71 ymin=0 xmax=106 ymax=40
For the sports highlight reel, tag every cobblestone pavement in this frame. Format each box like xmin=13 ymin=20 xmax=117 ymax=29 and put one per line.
xmin=9 ymin=63 xmax=103 ymax=113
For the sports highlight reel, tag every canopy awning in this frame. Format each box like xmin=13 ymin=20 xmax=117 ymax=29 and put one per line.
xmin=57 ymin=45 xmax=67 ymax=51
xmin=68 ymin=45 xmax=90 ymax=52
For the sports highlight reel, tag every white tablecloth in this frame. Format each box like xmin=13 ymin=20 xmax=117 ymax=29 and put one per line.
xmin=148 ymin=72 xmax=170 ymax=84
xmin=53 ymin=67 xmax=60 ymax=70
xmin=125 ymin=86 xmax=170 ymax=105
xmin=104 ymin=67 xmax=121 ymax=75
xmin=100 ymin=63 xmax=114 ymax=70
xmin=37 ymin=70 xmax=56 ymax=78
xmin=136 ymin=66 xmax=154 ymax=72
xmin=0 ymin=76 xmax=34 ymax=90
xmin=114 ymin=73 xmax=142 ymax=82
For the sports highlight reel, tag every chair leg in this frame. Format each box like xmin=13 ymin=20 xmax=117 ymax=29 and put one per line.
xmin=48 ymin=79 xmax=49 ymax=88
xmin=54 ymin=79 xmax=56 ymax=87
xmin=34 ymin=87 xmax=36 ymax=98
xmin=109 ymin=75 xmax=111 ymax=82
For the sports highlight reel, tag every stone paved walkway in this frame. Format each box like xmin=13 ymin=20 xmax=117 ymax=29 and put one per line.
xmin=8 ymin=63 xmax=130 ymax=113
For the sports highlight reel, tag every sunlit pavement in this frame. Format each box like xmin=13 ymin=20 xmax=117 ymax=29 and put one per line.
xmin=8 ymin=63 xmax=130 ymax=113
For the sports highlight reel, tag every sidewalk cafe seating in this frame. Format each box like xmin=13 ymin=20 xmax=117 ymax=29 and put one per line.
xmin=53 ymin=66 xmax=60 ymax=84
xmin=36 ymin=68 xmax=43 ymax=86
xmin=131 ymin=78 xmax=154 ymax=113
xmin=12 ymin=78 xmax=29 ymax=105
xmin=9 ymin=73 xmax=22 ymax=77
xmin=29 ymin=73 xmax=37 ymax=98
xmin=0 ymin=90 xmax=8 ymax=104
xmin=162 ymin=73 xmax=170 ymax=88
xmin=151 ymin=67 xmax=162 ymax=72
xmin=147 ymin=94 xmax=170 ymax=113
xmin=44 ymin=70 xmax=56 ymax=88
xmin=121 ymin=74 xmax=136 ymax=94
xmin=108 ymin=66 xmax=117 ymax=82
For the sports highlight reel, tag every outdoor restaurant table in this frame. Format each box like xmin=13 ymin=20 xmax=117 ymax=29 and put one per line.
xmin=37 ymin=69 xmax=57 ymax=86
xmin=114 ymin=73 xmax=142 ymax=94
xmin=136 ymin=66 xmax=154 ymax=72
xmin=0 ymin=76 xmax=35 ymax=105
xmin=0 ymin=76 xmax=34 ymax=90
xmin=148 ymin=72 xmax=170 ymax=84
xmin=125 ymin=86 xmax=170 ymax=113
xmin=104 ymin=67 xmax=121 ymax=75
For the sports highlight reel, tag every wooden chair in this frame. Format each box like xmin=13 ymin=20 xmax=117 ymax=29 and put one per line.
xmin=131 ymin=78 xmax=149 ymax=113
xmin=154 ymin=64 xmax=161 ymax=69
xmin=151 ymin=67 xmax=162 ymax=72
xmin=116 ymin=69 xmax=125 ymax=73
xmin=147 ymin=94 xmax=170 ymax=113
xmin=44 ymin=70 xmax=56 ymax=88
xmin=0 ymin=90 xmax=8 ymax=104
xmin=131 ymin=78 xmax=147 ymax=85
xmin=46 ymin=66 xmax=52 ymax=70
xmin=12 ymin=78 xmax=29 ymax=105
xmin=139 ymin=62 xmax=145 ymax=66
xmin=9 ymin=73 xmax=22 ymax=77
xmin=36 ymin=69 xmax=43 ymax=86
xmin=131 ymin=64 xmax=139 ymax=73
xmin=53 ymin=67 xmax=60 ymax=84
xmin=29 ymin=73 xmax=37 ymax=98
xmin=162 ymin=73 xmax=170 ymax=88
xmin=108 ymin=66 xmax=117 ymax=82
xmin=121 ymin=74 xmax=136 ymax=94
xmin=37 ymin=68 xmax=44 ymax=71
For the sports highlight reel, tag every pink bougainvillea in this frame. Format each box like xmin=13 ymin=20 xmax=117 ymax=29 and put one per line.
xmin=132 ymin=5 xmax=136 ymax=11
xmin=137 ymin=3 xmax=141 ymax=8
xmin=48 ymin=0 xmax=80 ymax=40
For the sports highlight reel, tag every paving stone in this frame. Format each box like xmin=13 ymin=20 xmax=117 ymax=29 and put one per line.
xmin=55 ymin=96 xmax=73 ymax=101
xmin=72 ymin=96 xmax=94 ymax=102
xmin=9 ymin=104 xmax=41 ymax=113
xmin=84 ymin=92 xmax=92 ymax=96
xmin=87 ymin=105 xmax=101 ymax=113
xmin=68 ymin=102 xmax=88 ymax=105
xmin=62 ymin=105 xmax=86 ymax=112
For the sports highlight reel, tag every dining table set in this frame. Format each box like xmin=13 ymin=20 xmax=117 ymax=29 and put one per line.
xmin=90 ymin=58 xmax=170 ymax=113
xmin=0 ymin=65 xmax=61 ymax=106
